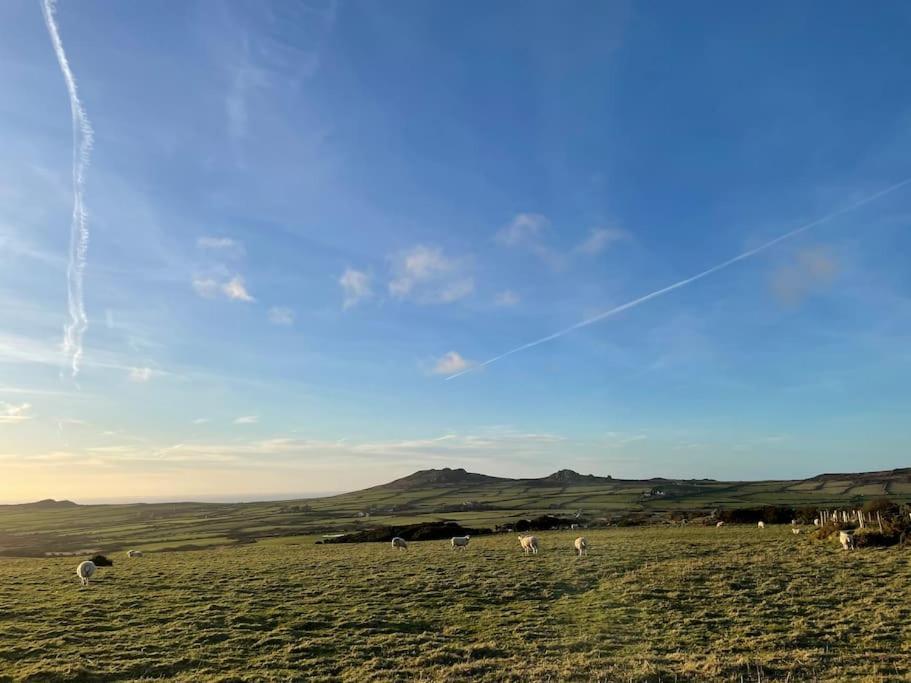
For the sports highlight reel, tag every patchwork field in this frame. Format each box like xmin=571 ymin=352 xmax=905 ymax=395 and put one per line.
xmin=3 ymin=467 xmax=910 ymax=557
xmin=1 ymin=526 xmax=909 ymax=682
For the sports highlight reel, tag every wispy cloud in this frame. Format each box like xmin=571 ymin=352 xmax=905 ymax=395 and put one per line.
xmin=495 ymin=213 xmax=549 ymax=247
xmin=197 ymin=236 xmax=244 ymax=256
xmin=41 ymin=0 xmax=94 ymax=377
xmin=450 ymin=178 xmax=911 ymax=379
xmin=770 ymin=245 xmax=839 ymax=306
xmin=432 ymin=351 xmax=474 ymax=376
xmin=494 ymin=290 xmax=520 ymax=307
xmin=495 ymin=214 xmax=565 ymax=269
xmin=128 ymin=367 xmax=153 ymax=383
xmin=339 ymin=267 xmax=372 ymax=309
xmin=0 ymin=402 xmax=33 ymax=425
xmin=388 ymin=246 xmax=473 ymax=304
xmin=234 ymin=415 xmax=258 ymax=425
xmin=222 ymin=276 xmax=255 ymax=302
xmin=267 ymin=306 xmax=294 ymax=325
xmin=192 ymin=278 xmax=219 ymax=298
xmin=575 ymin=227 xmax=627 ymax=255
xmin=192 ymin=275 xmax=256 ymax=303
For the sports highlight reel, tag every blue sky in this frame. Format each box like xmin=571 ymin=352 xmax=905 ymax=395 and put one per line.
xmin=2 ymin=1 xmax=910 ymax=502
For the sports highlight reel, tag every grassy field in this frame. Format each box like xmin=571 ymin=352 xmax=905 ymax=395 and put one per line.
xmin=1 ymin=526 xmax=909 ymax=682
xmin=3 ymin=467 xmax=910 ymax=557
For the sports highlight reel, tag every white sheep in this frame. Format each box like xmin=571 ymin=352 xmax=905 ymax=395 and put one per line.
xmin=813 ymin=518 xmax=820 ymax=527
xmin=391 ymin=537 xmax=408 ymax=551
xmin=574 ymin=537 xmax=587 ymax=557
xmin=716 ymin=521 xmax=725 ymax=527
xmin=757 ymin=521 xmax=765 ymax=529
xmin=839 ymin=531 xmax=855 ymax=550
xmin=76 ymin=560 xmax=96 ymax=586
xmin=792 ymin=527 xmax=801 ymax=535
xmin=450 ymin=535 xmax=470 ymax=550
xmin=126 ymin=550 xmax=143 ymax=558
xmin=518 ymin=535 xmax=539 ymax=555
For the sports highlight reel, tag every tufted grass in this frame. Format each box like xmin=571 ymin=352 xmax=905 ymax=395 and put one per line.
xmin=1 ymin=525 xmax=910 ymax=681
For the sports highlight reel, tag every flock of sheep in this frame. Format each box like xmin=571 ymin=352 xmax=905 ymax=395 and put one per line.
xmin=390 ymin=534 xmax=588 ymax=556
xmin=76 ymin=522 xmax=857 ymax=586
xmin=750 ymin=519 xmax=856 ymax=549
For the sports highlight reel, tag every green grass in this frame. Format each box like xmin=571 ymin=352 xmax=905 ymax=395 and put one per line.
xmin=1 ymin=526 xmax=909 ymax=681
xmin=2 ymin=471 xmax=910 ymax=557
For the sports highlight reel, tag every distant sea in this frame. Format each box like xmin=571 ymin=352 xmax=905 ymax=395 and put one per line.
xmin=70 ymin=491 xmax=344 ymax=505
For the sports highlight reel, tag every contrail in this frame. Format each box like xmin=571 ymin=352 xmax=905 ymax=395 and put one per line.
xmin=41 ymin=0 xmax=94 ymax=377
xmin=447 ymin=177 xmax=911 ymax=380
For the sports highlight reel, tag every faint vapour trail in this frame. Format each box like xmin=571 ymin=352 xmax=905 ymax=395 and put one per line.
xmin=447 ymin=177 xmax=911 ymax=380
xmin=41 ymin=0 xmax=94 ymax=377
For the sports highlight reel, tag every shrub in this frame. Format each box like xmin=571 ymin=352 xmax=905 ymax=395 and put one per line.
xmin=863 ymin=497 xmax=899 ymax=516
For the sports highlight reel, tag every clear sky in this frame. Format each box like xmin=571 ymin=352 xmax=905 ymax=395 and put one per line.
xmin=2 ymin=1 xmax=910 ymax=503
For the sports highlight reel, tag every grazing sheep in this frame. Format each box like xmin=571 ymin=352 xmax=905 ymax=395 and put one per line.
xmin=391 ymin=537 xmax=408 ymax=551
xmin=450 ymin=535 xmax=470 ymax=550
xmin=518 ymin=535 xmax=539 ymax=555
xmin=574 ymin=537 xmax=588 ymax=557
xmin=76 ymin=560 xmax=96 ymax=586
xmin=792 ymin=527 xmax=801 ymax=535
xmin=716 ymin=521 xmax=725 ymax=527
xmin=839 ymin=531 xmax=855 ymax=550
xmin=126 ymin=550 xmax=143 ymax=558
xmin=757 ymin=521 xmax=765 ymax=529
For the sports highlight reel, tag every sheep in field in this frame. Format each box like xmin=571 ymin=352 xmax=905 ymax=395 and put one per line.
xmin=716 ymin=521 xmax=725 ymax=527
xmin=574 ymin=537 xmax=588 ymax=557
xmin=757 ymin=521 xmax=765 ymax=529
xmin=126 ymin=550 xmax=143 ymax=558
xmin=450 ymin=535 xmax=470 ymax=550
xmin=391 ymin=537 xmax=408 ymax=551
xmin=518 ymin=535 xmax=539 ymax=555
xmin=76 ymin=560 xmax=96 ymax=586
xmin=839 ymin=531 xmax=856 ymax=550
xmin=792 ymin=527 xmax=801 ymax=535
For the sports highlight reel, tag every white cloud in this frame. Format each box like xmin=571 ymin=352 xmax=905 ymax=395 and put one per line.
xmin=494 ymin=290 xmax=520 ymax=307
xmin=388 ymin=246 xmax=473 ymax=304
xmin=128 ymin=367 xmax=153 ymax=383
xmin=496 ymin=213 xmax=549 ymax=247
xmin=0 ymin=402 xmax=32 ymax=425
xmin=197 ymin=236 xmax=243 ymax=253
xmin=234 ymin=415 xmax=258 ymax=424
xmin=576 ymin=227 xmax=627 ymax=255
xmin=339 ymin=267 xmax=372 ymax=309
xmin=222 ymin=276 xmax=255 ymax=302
xmin=268 ymin=307 xmax=294 ymax=325
xmin=432 ymin=351 xmax=474 ymax=376
xmin=193 ymin=274 xmax=255 ymax=302
xmin=192 ymin=278 xmax=220 ymax=298
xmin=193 ymin=418 xmax=210 ymax=424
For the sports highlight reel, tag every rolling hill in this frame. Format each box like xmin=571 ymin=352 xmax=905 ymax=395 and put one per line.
xmin=1 ymin=466 xmax=909 ymax=557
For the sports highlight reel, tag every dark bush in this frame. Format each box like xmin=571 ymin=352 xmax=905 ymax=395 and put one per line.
xmin=91 ymin=554 xmax=113 ymax=567
xmin=717 ymin=506 xmax=796 ymax=525
xmin=513 ymin=515 xmax=578 ymax=532
xmin=863 ymin=498 xmax=899 ymax=516
xmin=318 ymin=521 xmax=491 ymax=544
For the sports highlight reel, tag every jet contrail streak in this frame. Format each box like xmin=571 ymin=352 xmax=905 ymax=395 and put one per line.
xmin=41 ymin=0 xmax=94 ymax=378
xmin=447 ymin=177 xmax=911 ymax=380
